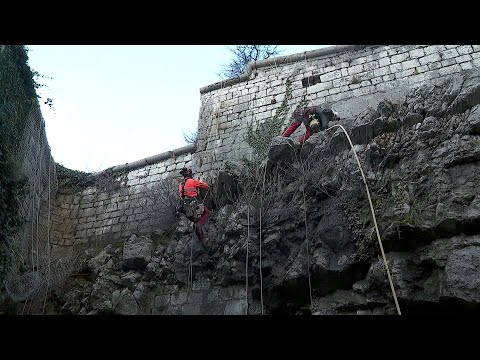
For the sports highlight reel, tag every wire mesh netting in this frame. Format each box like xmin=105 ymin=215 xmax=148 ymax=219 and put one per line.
xmin=3 ymin=105 xmax=80 ymax=312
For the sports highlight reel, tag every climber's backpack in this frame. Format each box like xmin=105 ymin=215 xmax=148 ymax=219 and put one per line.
xmin=310 ymin=108 xmax=331 ymax=132
xmin=181 ymin=181 xmax=204 ymax=220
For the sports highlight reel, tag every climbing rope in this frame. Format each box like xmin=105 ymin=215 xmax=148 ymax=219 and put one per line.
xmin=278 ymin=119 xmax=401 ymax=315
xmin=296 ymin=53 xmax=315 ymax=305
xmin=188 ymin=232 xmax=194 ymax=290
xmin=303 ymin=180 xmax=313 ymax=309
xmin=258 ymin=163 xmax=268 ymax=315
xmin=298 ymin=141 xmax=314 ymax=308
xmin=286 ymin=139 xmax=314 ymax=311
xmin=187 ymin=206 xmax=196 ymax=291
xmin=240 ymin=53 xmax=399 ymax=314
xmin=246 ymin=206 xmax=250 ymax=315
xmin=245 ymin=178 xmax=260 ymax=315
xmin=286 ymin=61 xmax=315 ymax=310
xmin=22 ymin=299 xmax=28 ymax=315
xmin=324 ymin=124 xmax=402 ymax=315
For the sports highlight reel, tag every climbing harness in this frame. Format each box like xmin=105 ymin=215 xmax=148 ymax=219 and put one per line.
xmin=180 ymin=180 xmax=204 ymax=220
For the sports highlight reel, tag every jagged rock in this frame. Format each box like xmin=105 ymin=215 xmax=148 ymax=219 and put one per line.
xmin=120 ymin=271 xmax=142 ymax=290
xmin=465 ymin=104 xmax=480 ymax=135
xmin=267 ymin=136 xmax=297 ymax=166
xmin=152 ymin=293 xmax=171 ymax=314
xmin=133 ymin=283 xmax=148 ymax=306
xmin=371 ymin=117 xmax=386 ymax=136
xmin=90 ymin=277 xmax=115 ymax=312
xmin=172 ymin=234 xmax=208 ymax=285
xmin=446 ymin=70 xmax=480 ymax=115
xmin=144 ymin=262 xmax=157 ymax=281
xmin=175 ymin=217 xmax=194 ymax=237
xmin=328 ymin=129 xmax=350 ymax=153
xmin=112 ymin=288 xmax=139 ymax=315
xmin=213 ymin=171 xmax=239 ymax=207
xmin=153 ymin=244 xmax=166 ymax=257
xmin=123 ymin=234 xmax=153 ymax=271
xmin=377 ymin=99 xmax=396 ymax=118
xmin=224 ymin=300 xmax=247 ymax=315
xmin=403 ymin=112 xmax=424 ymax=127
xmin=47 ymin=69 xmax=480 ymax=315
xmin=87 ymin=249 xmax=112 ymax=276
xmin=444 ymin=246 xmax=480 ymax=303
xmin=350 ymin=123 xmax=374 ymax=145
xmin=150 ymin=230 xmax=172 ymax=247
xmin=312 ymin=290 xmax=367 ymax=315
xmin=361 ymin=235 xmax=480 ymax=312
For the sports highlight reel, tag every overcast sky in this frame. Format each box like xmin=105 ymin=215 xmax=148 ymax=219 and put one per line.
xmin=26 ymin=45 xmax=330 ymax=173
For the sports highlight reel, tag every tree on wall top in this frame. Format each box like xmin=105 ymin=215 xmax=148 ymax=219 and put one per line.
xmin=219 ymin=45 xmax=283 ymax=79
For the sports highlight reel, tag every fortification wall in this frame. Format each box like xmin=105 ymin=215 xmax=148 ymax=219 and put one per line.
xmin=50 ymin=45 xmax=480 ymax=246
xmin=51 ymin=146 xmax=195 ymax=246
xmin=193 ymin=45 xmax=480 ymax=177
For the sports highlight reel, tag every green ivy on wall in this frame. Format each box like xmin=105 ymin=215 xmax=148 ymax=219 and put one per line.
xmin=225 ymin=76 xmax=309 ymax=191
xmin=244 ymin=76 xmax=309 ymax=162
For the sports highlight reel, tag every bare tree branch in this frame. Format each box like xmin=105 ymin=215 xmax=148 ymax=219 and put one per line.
xmin=219 ymin=45 xmax=284 ymax=79
xmin=183 ymin=129 xmax=198 ymax=145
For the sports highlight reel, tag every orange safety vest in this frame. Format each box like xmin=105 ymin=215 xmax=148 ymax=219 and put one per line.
xmin=178 ymin=178 xmax=209 ymax=198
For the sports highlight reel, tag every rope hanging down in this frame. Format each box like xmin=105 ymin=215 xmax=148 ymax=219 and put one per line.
xmin=258 ymin=163 xmax=268 ymax=315
xmin=270 ymin=121 xmax=402 ymax=315
xmin=325 ymin=124 xmax=402 ymax=315
xmin=245 ymin=180 xmax=260 ymax=315
xmin=297 ymin=141 xmax=314 ymax=308
xmin=241 ymin=58 xmax=400 ymax=314
xmin=188 ymin=232 xmax=194 ymax=291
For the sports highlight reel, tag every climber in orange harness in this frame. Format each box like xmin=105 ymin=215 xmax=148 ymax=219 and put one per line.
xmin=177 ymin=167 xmax=210 ymax=247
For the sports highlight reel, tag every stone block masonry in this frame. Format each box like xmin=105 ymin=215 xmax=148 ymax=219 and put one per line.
xmin=51 ymin=146 xmax=196 ymax=246
xmin=196 ymin=45 xmax=480 ymax=180
xmin=48 ymin=45 xmax=479 ymax=247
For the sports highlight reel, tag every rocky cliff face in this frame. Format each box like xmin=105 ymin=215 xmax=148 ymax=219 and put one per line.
xmin=47 ymin=69 xmax=480 ymax=315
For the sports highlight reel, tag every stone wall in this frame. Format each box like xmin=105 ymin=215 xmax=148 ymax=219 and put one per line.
xmin=193 ymin=45 xmax=480 ymax=178
xmin=51 ymin=146 xmax=195 ymax=247
xmin=50 ymin=45 xmax=480 ymax=247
